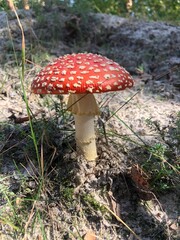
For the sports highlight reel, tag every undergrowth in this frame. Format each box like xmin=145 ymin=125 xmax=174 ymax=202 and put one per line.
xmin=1 ymin=100 xmax=179 ymax=238
xmin=105 ymin=110 xmax=180 ymax=193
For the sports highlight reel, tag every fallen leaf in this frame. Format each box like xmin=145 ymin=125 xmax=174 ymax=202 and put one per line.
xmin=83 ymin=230 xmax=96 ymax=240
xmin=130 ymin=164 xmax=154 ymax=201
xmin=169 ymin=222 xmax=178 ymax=231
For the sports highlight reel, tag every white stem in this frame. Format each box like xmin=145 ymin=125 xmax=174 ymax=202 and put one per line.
xmin=74 ymin=114 xmax=98 ymax=161
xmin=67 ymin=93 xmax=100 ymax=161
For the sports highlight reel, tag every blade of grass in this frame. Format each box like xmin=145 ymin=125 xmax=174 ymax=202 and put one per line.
xmin=36 ymin=211 xmax=47 ymax=240
xmin=106 ymin=91 xmax=140 ymax=122
xmin=112 ymin=113 xmax=147 ymax=146
xmin=103 ymin=204 xmax=142 ymax=240
xmin=22 ymin=201 xmax=35 ymax=240
xmin=90 ymin=193 xmax=142 ymax=240
xmin=2 ymin=192 xmax=21 ymax=229
xmin=10 ymin=1 xmax=41 ymax=173
xmin=0 ymin=218 xmax=19 ymax=231
xmin=40 ymin=131 xmax=45 ymax=180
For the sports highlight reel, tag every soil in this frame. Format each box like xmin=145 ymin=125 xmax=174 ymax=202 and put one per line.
xmin=0 ymin=7 xmax=180 ymax=240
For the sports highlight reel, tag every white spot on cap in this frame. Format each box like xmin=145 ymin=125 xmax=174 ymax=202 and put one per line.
xmin=59 ymin=78 xmax=65 ymax=82
xmin=73 ymin=83 xmax=81 ymax=88
xmin=104 ymin=74 xmax=111 ymax=79
xmin=106 ymin=85 xmax=111 ymax=90
xmin=66 ymin=83 xmax=70 ymax=87
xmin=68 ymin=76 xmax=74 ymax=81
xmin=70 ymin=71 xmax=77 ymax=74
xmin=111 ymin=74 xmax=116 ymax=78
xmin=113 ymin=82 xmax=118 ymax=86
xmin=94 ymin=59 xmax=101 ymax=63
xmin=80 ymin=71 xmax=89 ymax=74
xmin=79 ymin=66 xmax=86 ymax=70
xmin=40 ymin=76 xmax=45 ymax=81
xmin=35 ymin=78 xmax=39 ymax=83
xmin=89 ymin=76 xmax=99 ymax=79
xmin=109 ymin=66 xmax=119 ymax=71
xmin=86 ymin=80 xmax=94 ymax=84
xmin=77 ymin=76 xmax=84 ymax=80
xmin=42 ymin=82 xmax=47 ymax=87
xmin=67 ymin=65 xmax=74 ymax=69
xmin=62 ymin=70 xmax=67 ymax=75
xmin=50 ymin=76 xmax=58 ymax=81
xmin=94 ymin=69 xmax=101 ymax=73
xmin=86 ymin=87 xmax=93 ymax=93
xmin=56 ymin=84 xmax=63 ymax=88
xmin=68 ymin=90 xmax=76 ymax=93
xmin=47 ymin=83 xmax=53 ymax=89
xmin=89 ymin=67 xmax=94 ymax=70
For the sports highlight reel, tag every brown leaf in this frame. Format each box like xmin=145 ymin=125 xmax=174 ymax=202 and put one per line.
xmin=130 ymin=164 xmax=154 ymax=201
xmin=169 ymin=222 xmax=178 ymax=231
xmin=83 ymin=231 xmax=96 ymax=240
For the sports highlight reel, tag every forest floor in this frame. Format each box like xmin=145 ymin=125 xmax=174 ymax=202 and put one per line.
xmin=0 ymin=7 xmax=180 ymax=240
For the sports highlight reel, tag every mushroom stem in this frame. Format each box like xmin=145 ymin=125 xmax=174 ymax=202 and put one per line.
xmin=67 ymin=93 xmax=100 ymax=161
xmin=74 ymin=115 xmax=97 ymax=161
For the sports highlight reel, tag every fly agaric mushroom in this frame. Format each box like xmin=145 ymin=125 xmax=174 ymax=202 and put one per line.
xmin=31 ymin=53 xmax=134 ymax=161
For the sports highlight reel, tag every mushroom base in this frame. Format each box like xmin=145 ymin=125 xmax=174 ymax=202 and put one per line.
xmin=74 ymin=115 xmax=98 ymax=161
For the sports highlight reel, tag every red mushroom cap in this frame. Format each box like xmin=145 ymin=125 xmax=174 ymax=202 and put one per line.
xmin=31 ymin=53 xmax=134 ymax=94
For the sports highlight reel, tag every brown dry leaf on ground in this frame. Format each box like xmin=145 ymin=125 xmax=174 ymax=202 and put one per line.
xmin=83 ymin=230 xmax=97 ymax=240
xmin=130 ymin=164 xmax=154 ymax=200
